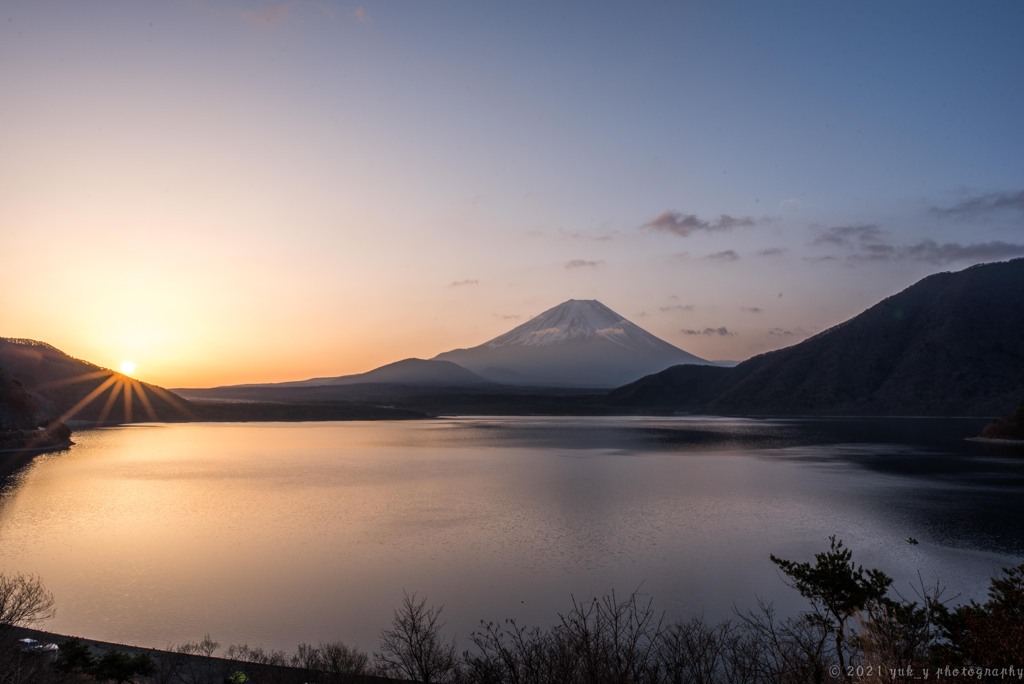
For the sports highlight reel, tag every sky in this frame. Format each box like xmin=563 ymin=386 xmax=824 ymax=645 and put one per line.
xmin=2 ymin=1 xmax=1023 ymax=388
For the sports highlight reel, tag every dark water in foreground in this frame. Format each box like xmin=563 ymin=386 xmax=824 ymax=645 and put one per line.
xmin=0 ymin=416 xmax=1021 ymax=652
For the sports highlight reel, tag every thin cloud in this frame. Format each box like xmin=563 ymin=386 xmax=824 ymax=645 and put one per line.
xmin=565 ymin=259 xmax=604 ymax=269
xmin=741 ymin=307 xmax=764 ymax=314
xmin=810 ymin=224 xmax=885 ymax=247
xmin=931 ymin=189 xmax=1024 ymax=217
xmin=894 ymin=240 xmax=1024 ymax=265
xmin=704 ymin=250 xmax=740 ymax=262
xmin=497 ymin=314 xmax=521 ymax=320
xmin=641 ymin=210 xmax=756 ymax=238
xmin=769 ymin=327 xmax=810 ymax=338
xmin=449 ymin=279 xmax=479 ymax=287
xmin=681 ymin=327 xmax=736 ymax=337
xmin=826 ymin=236 xmax=1024 ymax=265
xmin=757 ymin=247 xmax=787 ymax=257
xmin=660 ymin=305 xmax=695 ymax=312
xmin=564 ymin=229 xmax=618 ymax=242
xmin=845 ymin=243 xmax=897 ymax=262
xmin=354 ymin=6 xmax=372 ymax=22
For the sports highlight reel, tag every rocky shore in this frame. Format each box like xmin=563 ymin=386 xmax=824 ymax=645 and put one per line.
xmin=0 ymin=423 xmax=73 ymax=454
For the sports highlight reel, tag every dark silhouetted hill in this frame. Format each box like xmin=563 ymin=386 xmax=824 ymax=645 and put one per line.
xmin=615 ymin=259 xmax=1024 ymax=416
xmin=246 ymin=358 xmax=493 ymax=388
xmin=981 ymin=400 xmax=1024 ymax=440
xmin=0 ymin=366 xmax=72 ymax=451
xmin=0 ymin=367 xmax=37 ymax=430
xmin=0 ymin=338 xmax=194 ymax=425
xmin=607 ymin=364 xmax=732 ymax=411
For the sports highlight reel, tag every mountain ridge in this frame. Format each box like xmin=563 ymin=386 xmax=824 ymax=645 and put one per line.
xmin=234 ymin=358 xmax=493 ymax=389
xmin=434 ymin=299 xmax=709 ymax=387
xmin=0 ymin=337 xmax=195 ymax=425
xmin=616 ymin=258 xmax=1024 ymax=416
xmin=9 ymin=260 xmax=1020 ymax=420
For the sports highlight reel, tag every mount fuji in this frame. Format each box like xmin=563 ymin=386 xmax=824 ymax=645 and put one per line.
xmin=433 ymin=299 xmax=710 ymax=387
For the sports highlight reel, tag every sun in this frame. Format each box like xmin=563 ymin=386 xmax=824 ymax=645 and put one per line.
xmin=119 ymin=360 xmax=137 ymax=376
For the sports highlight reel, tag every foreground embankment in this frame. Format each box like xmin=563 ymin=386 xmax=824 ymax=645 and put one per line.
xmin=8 ymin=626 xmax=405 ymax=684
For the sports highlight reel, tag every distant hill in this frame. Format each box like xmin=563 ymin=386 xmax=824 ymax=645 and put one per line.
xmin=607 ymin=364 xmax=732 ymax=411
xmin=242 ymin=358 xmax=493 ymax=388
xmin=0 ymin=367 xmax=71 ymax=450
xmin=981 ymin=400 xmax=1024 ymax=440
xmin=0 ymin=367 xmax=41 ymax=432
xmin=615 ymin=259 xmax=1024 ymax=416
xmin=0 ymin=338 xmax=194 ymax=425
xmin=434 ymin=299 xmax=710 ymax=387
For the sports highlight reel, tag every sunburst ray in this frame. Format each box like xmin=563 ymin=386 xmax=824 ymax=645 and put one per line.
xmin=130 ymin=378 xmax=160 ymax=422
xmin=145 ymin=384 xmax=198 ymax=421
xmin=122 ymin=380 xmax=133 ymax=423
xmin=53 ymin=374 xmax=119 ymax=425
xmin=96 ymin=378 xmax=123 ymax=425
xmin=34 ymin=369 xmax=113 ymax=391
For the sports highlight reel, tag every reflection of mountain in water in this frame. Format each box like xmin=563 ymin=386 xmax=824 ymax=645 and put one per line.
xmin=1 ymin=417 xmax=1021 ymax=652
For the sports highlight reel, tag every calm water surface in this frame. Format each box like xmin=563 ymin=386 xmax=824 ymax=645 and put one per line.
xmin=0 ymin=416 xmax=1022 ymax=652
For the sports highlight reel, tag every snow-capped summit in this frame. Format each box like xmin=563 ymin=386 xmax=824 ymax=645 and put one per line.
xmin=434 ymin=299 xmax=709 ymax=387
xmin=484 ymin=299 xmax=656 ymax=348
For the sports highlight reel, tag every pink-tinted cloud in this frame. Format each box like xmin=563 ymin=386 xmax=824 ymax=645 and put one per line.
xmin=241 ymin=1 xmax=296 ymax=27
xmin=642 ymin=210 xmax=756 ymax=238
xmin=704 ymin=250 xmax=740 ymax=262
xmin=565 ymin=259 xmax=604 ymax=269
xmin=681 ymin=327 xmax=736 ymax=337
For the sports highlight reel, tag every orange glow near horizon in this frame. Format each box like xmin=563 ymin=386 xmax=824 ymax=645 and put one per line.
xmin=34 ymin=295 xmax=818 ymax=391
xmin=2 ymin=2 xmax=1021 ymax=397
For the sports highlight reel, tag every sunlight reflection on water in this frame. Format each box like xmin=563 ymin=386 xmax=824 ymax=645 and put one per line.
xmin=0 ymin=417 xmax=1020 ymax=652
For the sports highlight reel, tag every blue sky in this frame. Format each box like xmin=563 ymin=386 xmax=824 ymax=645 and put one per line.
xmin=2 ymin=1 xmax=1022 ymax=386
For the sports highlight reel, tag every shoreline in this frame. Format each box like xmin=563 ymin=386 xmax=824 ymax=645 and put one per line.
xmin=10 ymin=626 xmax=406 ymax=683
xmin=0 ymin=440 xmax=73 ymax=455
xmin=965 ymin=436 xmax=1024 ymax=445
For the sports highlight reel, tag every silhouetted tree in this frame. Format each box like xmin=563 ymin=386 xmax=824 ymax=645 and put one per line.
xmin=936 ymin=562 xmax=1024 ymax=668
xmin=291 ymin=641 xmax=370 ymax=682
xmin=53 ymin=637 xmax=94 ymax=674
xmin=0 ymin=572 xmax=56 ymax=637
xmin=853 ymin=575 xmax=948 ymax=678
xmin=770 ymin=536 xmax=892 ymax=675
xmin=376 ymin=592 xmax=457 ymax=683
xmin=981 ymin=399 xmax=1024 ymax=439
xmin=551 ymin=590 xmax=664 ymax=682
xmin=91 ymin=650 xmax=155 ymax=683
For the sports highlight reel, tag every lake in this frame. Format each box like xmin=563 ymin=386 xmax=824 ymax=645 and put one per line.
xmin=1 ymin=416 xmax=1022 ymax=654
